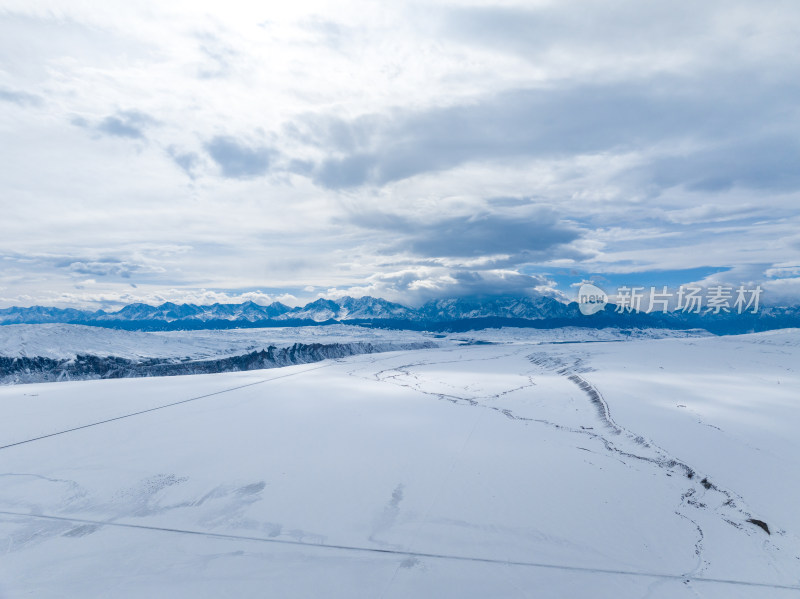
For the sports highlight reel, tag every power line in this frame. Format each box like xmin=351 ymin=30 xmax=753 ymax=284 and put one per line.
xmin=1 ymin=510 xmax=797 ymax=591
xmin=0 ymin=363 xmax=333 ymax=452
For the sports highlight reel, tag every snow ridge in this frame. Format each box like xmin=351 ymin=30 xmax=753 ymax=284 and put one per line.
xmin=0 ymin=341 xmax=437 ymax=385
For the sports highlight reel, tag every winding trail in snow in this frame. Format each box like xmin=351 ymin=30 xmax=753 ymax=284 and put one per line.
xmin=527 ymin=351 xmax=786 ymax=581
xmin=352 ymin=345 xmax=794 ymax=592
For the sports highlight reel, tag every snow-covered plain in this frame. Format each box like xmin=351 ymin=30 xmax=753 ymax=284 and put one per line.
xmin=0 ymin=330 xmax=798 ymax=598
xmin=0 ymin=323 xmax=710 ymax=361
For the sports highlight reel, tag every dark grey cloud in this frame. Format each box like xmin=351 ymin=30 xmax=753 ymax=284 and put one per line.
xmin=351 ymin=210 xmax=582 ymax=263
xmin=204 ymin=136 xmax=274 ymax=179
xmin=46 ymin=256 xmax=165 ymax=280
xmin=446 ymin=270 xmax=551 ymax=295
xmin=487 ymin=197 xmax=536 ymax=208
xmin=63 ymin=260 xmax=136 ymax=278
xmin=640 ymin=134 xmax=800 ymax=192
xmin=0 ymin=253 xmax=164 ymax=288
xmin=0 ymin=86 xmax=42 ymax=106
xmin=295 ymin=70 xmax=799 ymax=190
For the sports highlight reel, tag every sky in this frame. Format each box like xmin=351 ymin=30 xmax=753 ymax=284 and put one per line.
xmin=1 ymin=0 xmax=799 ymax=309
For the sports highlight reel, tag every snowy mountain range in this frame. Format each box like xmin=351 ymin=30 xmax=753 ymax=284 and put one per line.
xmin=0 ymin=295 xmax=569 ymax=325
xmin=1 ymin=295 xmax=799 ymax=334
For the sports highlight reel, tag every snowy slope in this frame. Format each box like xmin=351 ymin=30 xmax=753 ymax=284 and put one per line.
xmin=0 ymin=332 xmax=798 ymax=597
xmin=0 ymin=323 xmax=438 ymax=361
xmin=443 ymin=326 xmax=712 ymax=345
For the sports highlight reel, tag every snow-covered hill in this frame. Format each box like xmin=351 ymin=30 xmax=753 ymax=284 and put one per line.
xmin=0 ymin=323 xmax=437 ymax=361
xmin=0 ymin=324 xmax=441 ymax=384
xmin=0 ymin=324 xmax=713 ymax=385
xmin=0 ymin=331 xmax=798 ymax=597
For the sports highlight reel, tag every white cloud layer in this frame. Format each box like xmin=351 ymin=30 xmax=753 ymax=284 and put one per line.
xmin=1 ymin=0 xmax=799 ymax=307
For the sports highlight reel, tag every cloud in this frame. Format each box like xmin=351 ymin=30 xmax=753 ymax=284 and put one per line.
xmin=60 ymin=259 xmax=165 ymax=279
xmin=351 ymin=209 xmax=582 ymax=263
xmin=295 ymin=70 xmax=799 ymax=190
xmin=98 ymin=110 xmax=156 ymax=138
xmin=0 ymin=251 xmax=175 ymax=283
xmin=0 ymin=86 xmax=42 ymax=106
xmin=440 ymin=2 xmax=712 ymax=61
xmin=298 ymin=16 xmax=351 ymax=51
xmin=765 ymin=265 xmax=800 ymax=278
xmin=0 ymin=288 xmax=299 ymax=311
xmin=694 ymin=263 xmax=800 ymax=306
xmin=637 ymin=134 xmax=800 ymax=192
xmin=204 ymin=136 xmax=274 ymax=179
xmin=1 ymin=2 xmax=799 ymax=307
xmin=324 ymin=266 xmax=560 ymax=306
xmin=168 ymin=147 xmax=201 ymax=178
xmin=196 ymin=32 xmax=239 ymax=79
xmin=72 ymin=110 xmax=158 ymax=140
